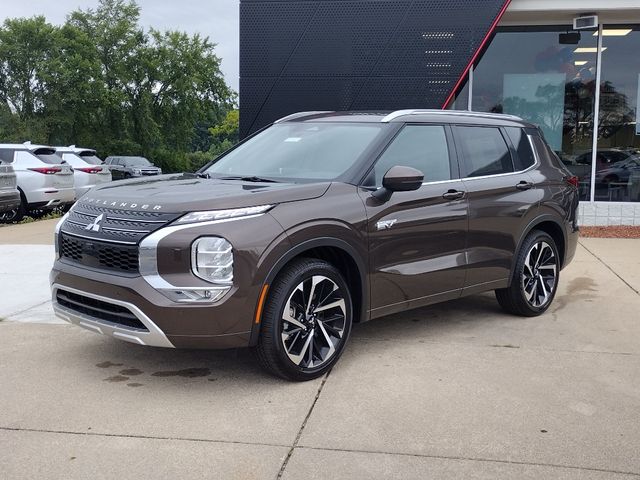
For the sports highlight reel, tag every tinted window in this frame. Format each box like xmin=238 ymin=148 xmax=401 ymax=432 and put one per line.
xmin=371 ymin=125 xmax=451 ymax=186
xmin=79 ymin=152 xmax=104 ymax=165
xmin=505 ymin=127 xmax=535 ymax=170
xmin=33 ymin=148 xmax=63 ymax=165
xmin=123 ymin=157 xmax=151 ymax=166
xmin=456 ymin=126 xmax=513 ymax=177
xmin=0 ymin=149 xmax=15 ymax=163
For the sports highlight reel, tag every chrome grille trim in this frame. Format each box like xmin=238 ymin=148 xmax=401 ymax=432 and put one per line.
xmin=59 ymin=230 xmax=138 ymax=246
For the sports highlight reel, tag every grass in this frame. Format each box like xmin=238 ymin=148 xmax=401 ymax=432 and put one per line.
xmin=17 ymin=211 xmax=63 ymax=224
xmin=0 ymin=210 xmax=62 ymax=227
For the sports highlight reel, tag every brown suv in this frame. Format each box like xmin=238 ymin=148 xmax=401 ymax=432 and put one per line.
xmin=50 ymin=110 xmax=579 ymax=381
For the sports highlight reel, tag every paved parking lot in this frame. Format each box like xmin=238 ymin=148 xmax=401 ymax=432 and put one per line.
xmin=1 ymin=220 xmax=639 ymax=479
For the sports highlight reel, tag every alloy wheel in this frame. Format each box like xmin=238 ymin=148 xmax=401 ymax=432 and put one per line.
xmin=521 ymin=240 xmax=558 ymax=308
xmin=281 ymin=275 xmax=347 ymax=369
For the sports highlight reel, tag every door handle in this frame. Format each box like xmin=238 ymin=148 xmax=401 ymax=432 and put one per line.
xmin=442 ymin=189 xmax=465 ymax=200
xmin=516 ymin=181 xmax=534 ymax=191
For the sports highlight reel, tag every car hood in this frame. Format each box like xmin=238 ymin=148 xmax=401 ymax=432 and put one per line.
xmin=80 ymin=173 xmax=331 ymax=213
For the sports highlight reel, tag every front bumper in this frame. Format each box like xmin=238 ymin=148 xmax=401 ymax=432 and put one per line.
xmin=50 ymin=261 xmax=253 ymax=349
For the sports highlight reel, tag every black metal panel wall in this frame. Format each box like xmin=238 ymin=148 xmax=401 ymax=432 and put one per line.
xmin=240 ymin=0 xmax=509 ymax=137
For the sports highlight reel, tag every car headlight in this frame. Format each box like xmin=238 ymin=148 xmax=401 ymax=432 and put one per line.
xmin=132 ymin=168 xmax=141 ymax=174
xmin=191 ymin=237 xmax=233 ymax=284
xmin=176 ymin=205 xmax=273 ymax=225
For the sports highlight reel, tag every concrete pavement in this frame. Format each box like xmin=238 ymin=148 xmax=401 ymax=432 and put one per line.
xmin=1 ymin=220 xmax=639 ymax=479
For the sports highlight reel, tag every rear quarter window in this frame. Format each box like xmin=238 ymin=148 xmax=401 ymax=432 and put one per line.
xmin=504 ymin=127 xmax=536 ymax=170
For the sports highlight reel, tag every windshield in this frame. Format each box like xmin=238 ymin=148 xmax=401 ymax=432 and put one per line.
xmin=123 ymin=157 xmax=151 ymax=166
xmin=204 ymin=122 xmax=384 ymax=181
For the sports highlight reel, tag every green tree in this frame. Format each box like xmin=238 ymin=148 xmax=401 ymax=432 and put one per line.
xmin=67 ymin=0 xmax=144 ymax=151
xmin=208 ymin=109 xmax=239 ymax=156
xmin=0 ymin=0 xmax=235 ymax=173
xmin=0 ymin=16 xmax=57 ymax=142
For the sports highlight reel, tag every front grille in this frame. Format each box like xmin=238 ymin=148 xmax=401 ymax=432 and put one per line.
xmin=58 ymin=201 xmax=182 ymax=273
xmin=60 ymin=234 xmax=139 ymax=272
xmin=56 ymin=289 xmax=147 ymax=331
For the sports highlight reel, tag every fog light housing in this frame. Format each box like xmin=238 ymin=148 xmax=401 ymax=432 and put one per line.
xmin=191 ymin=237 xmax=233 ymax=284
xmin=158 ymin=286 xmax=230 ymax=303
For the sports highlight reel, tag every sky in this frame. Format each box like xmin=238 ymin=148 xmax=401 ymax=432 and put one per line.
xmin=0 ymin=0 xmax=240 ymax=91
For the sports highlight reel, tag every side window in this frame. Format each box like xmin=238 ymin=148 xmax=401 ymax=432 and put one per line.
xmin=504 ymin=127 xmax=536 ymax=170
xmin=455 ymin=126 xmax=514 ymax=177
xmin=371 ymin=125 xmax=451 ymax=186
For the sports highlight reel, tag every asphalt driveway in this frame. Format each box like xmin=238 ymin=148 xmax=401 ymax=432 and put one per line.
xmin=1 ymin=220 xmax=639 ymax=479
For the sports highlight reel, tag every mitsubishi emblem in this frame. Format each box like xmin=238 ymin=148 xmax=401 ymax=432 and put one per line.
xmin=85 ymin=213 xmax=104 ymax=232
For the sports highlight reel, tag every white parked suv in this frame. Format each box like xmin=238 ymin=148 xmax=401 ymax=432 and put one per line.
xmin=55 ymin=146 xmax=112 ymax=199
xmin=0 ymin=142 xmax=75 ymax=222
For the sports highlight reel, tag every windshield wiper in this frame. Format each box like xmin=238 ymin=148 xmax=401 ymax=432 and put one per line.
xmin=219 ymin=175 xmax=279 ymax=183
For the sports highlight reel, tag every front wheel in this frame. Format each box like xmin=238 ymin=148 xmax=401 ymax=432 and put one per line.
xmin=495 ymin=230 xmax=560 ymax=316
xmin=253 ymin=258 xmax=353 ymax=381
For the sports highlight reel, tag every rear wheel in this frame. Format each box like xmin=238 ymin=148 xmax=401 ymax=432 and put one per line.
xmin=253 ymin=258 xmax=353 ymax=381
xmin=495 ymin=230 xmax=560 ymax=316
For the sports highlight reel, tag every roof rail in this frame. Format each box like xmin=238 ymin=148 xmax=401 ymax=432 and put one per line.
xmin=380 ymin=109 xmax=523 ymax=123
xmin=274 ymin=111 xmax=335 ymax=123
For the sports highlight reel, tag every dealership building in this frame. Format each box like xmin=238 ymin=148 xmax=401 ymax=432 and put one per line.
xmin=240 ymin=0 xmax=640 ymax=225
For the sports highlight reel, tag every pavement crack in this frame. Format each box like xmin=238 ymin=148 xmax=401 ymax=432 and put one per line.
xmin=357 ymin=336 xmax=638 ymax=356
xmin=579 ymin=240 xmax=639 ymax=296
xmin=5 ymin=300 xmax=52 ymax=320
xmin=0 ymin=426 xmax=288 ymax=449
xmin=297 ymin=446 xmax=640 ymax=477
xmin=277 ymin=370 xmax=331 ymax=479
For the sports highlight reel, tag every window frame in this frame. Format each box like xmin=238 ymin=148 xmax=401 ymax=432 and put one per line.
xmin=359 ymin=123 xmax=461 ymax=188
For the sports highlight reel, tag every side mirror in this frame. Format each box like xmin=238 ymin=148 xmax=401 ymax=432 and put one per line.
xmin=372 ymin=165 xmax=424 ymax=201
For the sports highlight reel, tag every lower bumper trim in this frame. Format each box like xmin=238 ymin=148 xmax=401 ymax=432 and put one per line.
xmin=52 ymin=283 xmax=175 ymax=348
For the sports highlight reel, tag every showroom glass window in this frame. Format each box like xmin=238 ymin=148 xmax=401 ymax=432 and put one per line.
xmin=472 ymin=27 xmax=598 ymax=200
xmin=596 ymin=26 xmax=640 ymax=202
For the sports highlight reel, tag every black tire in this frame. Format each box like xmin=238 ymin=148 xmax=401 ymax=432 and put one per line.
xmin=495 ymin=230 xmax=560 ymax=317
xmin=0 ymin=193 xmax=26 ymax=223
xmin=253 ymin=258 xmax=353 ymax=381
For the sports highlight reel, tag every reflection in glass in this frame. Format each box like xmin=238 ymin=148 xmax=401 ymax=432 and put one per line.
xmin=472 ymin=27 xmax=598 ymax=200
xmin=596 ymin=25 xmax=640 ymax=202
